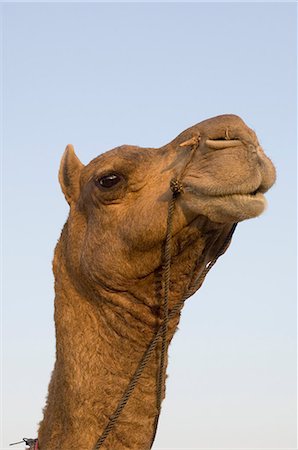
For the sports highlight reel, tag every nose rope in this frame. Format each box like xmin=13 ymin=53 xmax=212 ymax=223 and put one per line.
xmin=92 ymin=137 xmax=201 ymax=450
xmin=92 ymin=134 xmax=238 ymax=450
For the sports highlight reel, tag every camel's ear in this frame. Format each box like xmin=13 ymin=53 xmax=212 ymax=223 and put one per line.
xmin=59 ymin=145 xmax=84 ymax=205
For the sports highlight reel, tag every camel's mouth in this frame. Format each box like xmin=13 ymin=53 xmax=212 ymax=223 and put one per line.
xmin=209 ymin=189 xmax=266 ymax=210
xmin=224 ymin=190 xmax=265 ymax=204
xmin=219 ymin=189 xmax=264 ymax=201
xmin=185 ymin=183 xmax=265 ymax=201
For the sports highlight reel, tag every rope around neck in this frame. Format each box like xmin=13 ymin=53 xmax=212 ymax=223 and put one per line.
xmin=149 ymin=180 xmax=183 ymax=448
xmin=93 ymin=138 xmax=199 ymax=450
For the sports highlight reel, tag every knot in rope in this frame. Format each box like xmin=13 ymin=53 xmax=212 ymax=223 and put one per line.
xmin=170 ymin=178 xmax=184 ymax=197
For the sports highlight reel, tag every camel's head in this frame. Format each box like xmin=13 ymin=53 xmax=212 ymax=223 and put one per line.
xmin=58 ymin=115 xmax=276 ymax=296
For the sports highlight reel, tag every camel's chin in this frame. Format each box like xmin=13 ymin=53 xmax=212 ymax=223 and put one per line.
xmin=206 ymin=192 xmax=267 ymax=223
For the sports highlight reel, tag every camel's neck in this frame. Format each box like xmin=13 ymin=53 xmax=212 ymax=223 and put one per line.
xmin=38 ymin=261 xmax=175 ymax=450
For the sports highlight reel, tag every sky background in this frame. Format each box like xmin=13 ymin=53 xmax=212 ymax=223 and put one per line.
xmin=1 ymin=2 xmax=297 ymax=450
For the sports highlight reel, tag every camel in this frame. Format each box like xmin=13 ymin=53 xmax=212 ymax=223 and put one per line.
xmin=37 ymin=114 xmax=276 ymax=450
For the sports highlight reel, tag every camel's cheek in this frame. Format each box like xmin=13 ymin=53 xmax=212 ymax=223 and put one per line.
xmin=116 ymin=197 xmax=169 ymax=250
xmin=77 ymin=201 xmax=187 ymax=282
xmin=73 ymin=218 xmax=158 ymax=286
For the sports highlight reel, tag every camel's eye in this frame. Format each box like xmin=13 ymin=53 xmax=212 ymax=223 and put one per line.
xmin=96 ymin=173 xmax=123 ymax=189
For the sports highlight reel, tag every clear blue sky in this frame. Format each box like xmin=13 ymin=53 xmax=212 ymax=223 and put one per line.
xmin=2 ymin=2 xmax=297 ymax=449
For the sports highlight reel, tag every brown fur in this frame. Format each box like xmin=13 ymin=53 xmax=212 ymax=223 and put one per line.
xmin=38 ymin=114 xmax=276 ymax=449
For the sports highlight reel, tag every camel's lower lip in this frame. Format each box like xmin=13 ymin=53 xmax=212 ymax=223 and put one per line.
xmin=184 ymin=185 xmax=267 ymax=221
xmin=216 ymin=191 xmax=266 ymax=207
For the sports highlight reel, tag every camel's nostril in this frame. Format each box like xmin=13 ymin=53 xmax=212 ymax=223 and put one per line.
xmin=212 ymin=136 xmax=233 ymax=141
xmin=205 ymin=139 xmax=242 ymax=149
